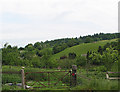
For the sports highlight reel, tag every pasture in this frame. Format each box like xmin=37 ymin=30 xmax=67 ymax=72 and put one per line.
xmin=1 ymin=38 xmax=119 ymax=91
xmin=2 ymin=65 xmax=119 ymax=91
xmin=50 ymin=39 xmax=117 ymax=61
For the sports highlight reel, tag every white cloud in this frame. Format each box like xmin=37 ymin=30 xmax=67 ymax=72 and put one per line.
xmin=0 ymin=0 xmax=119 ymax=47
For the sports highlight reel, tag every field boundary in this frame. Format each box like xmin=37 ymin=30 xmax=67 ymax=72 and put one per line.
xmin=106 ymin=72 xmax=120 ymax=80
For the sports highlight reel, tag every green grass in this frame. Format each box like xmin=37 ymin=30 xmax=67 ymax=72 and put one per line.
xmin=2 ymin=67 xmax=69 ymax=84
xmin=2 ymin=39 xmax=119 ymax=90
xmin=72 ymin=79 xmax=119 ymax=90
xmin=50 ymin=39 xmax=117 ymax=61
xmin=26 ymin=80 xmax=69 ymax=89
xmin=2 ymin=65 xmax=65 ymax=72
xmin=2 ymin=65 xmax=71 ymax=90
xmin=2 ymin=65 xmax=119 ymax=90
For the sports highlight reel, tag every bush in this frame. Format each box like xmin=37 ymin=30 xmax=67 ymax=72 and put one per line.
xmin=58 ymin=59 xmax=75 ymax=69
xmin=93 ymin=66 xmax=107 ymax=72
xmin=76 ymin=56 xmax=87 ymax=66
xmin=69 ymin=52 xmax=76 ymax=59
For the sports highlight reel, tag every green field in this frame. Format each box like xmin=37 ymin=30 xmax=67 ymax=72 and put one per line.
xmin=2 ymin=66 xmax=71 ymax=90
xmin=50 ymin=39 xmax=117 ymax=61
xmin=2 ymin=39 xmax=119 ymax=91
xmin=2 ymin=65 xmax=119 ymax=91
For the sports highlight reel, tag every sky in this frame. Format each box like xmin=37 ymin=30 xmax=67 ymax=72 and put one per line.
xmin=0 ymin=0 xmax=119 ymax=48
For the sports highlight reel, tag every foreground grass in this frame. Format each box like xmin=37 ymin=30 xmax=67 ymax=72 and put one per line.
xmin=2 ymin=65 xmax=119 ymax=91
xmin=2 ymin=65 xmax=71 ymax=91
xmin=72 ymin=79 xmax=119 ymax=90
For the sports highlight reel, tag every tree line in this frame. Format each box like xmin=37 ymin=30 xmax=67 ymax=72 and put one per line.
xmin=1 ymin=33 xmax=120 ymax=70
xmin=86 ymin=39 xmax=120 ymax=71
xmin=50 ymin=33 xmax=120 ymax=54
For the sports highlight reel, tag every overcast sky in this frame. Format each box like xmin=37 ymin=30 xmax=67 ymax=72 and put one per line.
xmin=0 ymin=0 xmax=119 ymax=48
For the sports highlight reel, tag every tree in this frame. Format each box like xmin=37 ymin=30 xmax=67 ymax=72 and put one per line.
xmin=34 ymin=42 xmax=42 ymax=50
xmin=67 ymin=39 xmax=79 ymax=47
xmin=7 ymin=45 xmax=12 ymax=49
xmin=98 ymin=46 xmax=103 ymax=55
xmin=89 ymin=47 xmax=118 ymax=70
xmin=102 ymin=47 xmax=118 ymax=71
xmin=2 ymin=45 xmax=21 ymax=65
xmin=118 ymin=39 xmax=120 ymax=55
xmin=19 ymin=47 xmax=24 ymax=50
xmin=68 ymin=52 xmax=76 ymax=59
xmin=4 ymin=43 xmax=8 ymax=48
xmin=76 ymin=56 xmax=87 ymax=66
xmin=86 ymin=51 xmax=90 ymax=60
xmin=25 ymin=44 xmax=34 ymax=51
xmin=84 ymin=37 xmax=93 ymax=43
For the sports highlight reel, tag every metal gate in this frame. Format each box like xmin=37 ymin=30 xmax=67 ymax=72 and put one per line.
xmin=25 ymin=70 xmax=71 ymax=89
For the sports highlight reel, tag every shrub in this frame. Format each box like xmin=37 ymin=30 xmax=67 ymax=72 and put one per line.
xmin=94 ymin=66 xmax=107 ymax=72
xmin=76 ymin=56 xmax=87 ymax=66
xmin=68 ymin=52 xmax=76 ymax=59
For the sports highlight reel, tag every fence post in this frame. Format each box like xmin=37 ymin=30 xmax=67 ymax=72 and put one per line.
xmin=106 ymin=72 xmax=109 ymax=79
xmin=69 ymin=70 xmax=72 ymax=87
xmin=21 ymin=67 xmax=25 ymax=89
xmin=71 ymin=65 xmax=77 ymax=86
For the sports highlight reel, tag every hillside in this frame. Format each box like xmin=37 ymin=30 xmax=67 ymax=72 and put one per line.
xmin=2 ymin=36 xmax=119 ymax=91
xmin=50 ymin=39 xmax=118 ymax=61
xmin=2 ymin=32 xmax=119 ymax=68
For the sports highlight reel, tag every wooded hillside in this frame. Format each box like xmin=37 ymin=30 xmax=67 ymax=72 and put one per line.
xmin=1 ymin=33 xmax=120 ymax=71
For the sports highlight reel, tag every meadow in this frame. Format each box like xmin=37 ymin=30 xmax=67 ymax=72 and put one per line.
xmin=50 ymin=39 xmax=117 ymax=61
xmin=2 ymin=65 xmax=119 ymax=91
xmin=1 ymin=38 xmax=119 ymax=91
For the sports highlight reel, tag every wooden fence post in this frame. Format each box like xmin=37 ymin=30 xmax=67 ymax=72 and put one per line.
xmin=21 ymin=67 xmax=25 ymax=89
xmin=71 ymin=65 xmax=77 ymax=86
xmin=106 ymin=72 xmax=109 ymax=79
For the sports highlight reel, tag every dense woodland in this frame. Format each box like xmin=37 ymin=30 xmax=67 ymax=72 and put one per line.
xmin=1 ymin=33 xmax=120 ymax=71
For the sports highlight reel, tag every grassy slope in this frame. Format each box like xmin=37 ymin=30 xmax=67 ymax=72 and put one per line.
xmin=50 ymin=39 xmax=117 ymax=61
